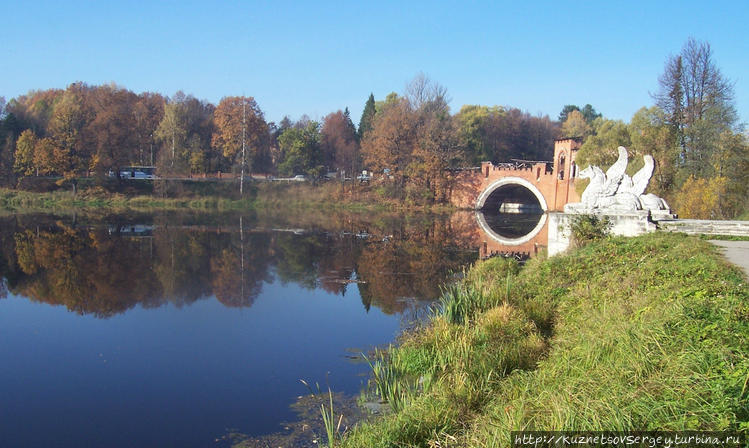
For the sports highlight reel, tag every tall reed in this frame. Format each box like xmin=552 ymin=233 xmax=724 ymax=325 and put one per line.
xmin=363 ymin=349 xmax=411 ymax=413
xmin=320 ymin=387 xmax=343 ymax=448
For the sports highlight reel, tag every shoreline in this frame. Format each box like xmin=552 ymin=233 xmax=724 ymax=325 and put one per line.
xmin=341 ymin=232 xmax=748 ymax=447
xmin=0 ymin=183 xmax=458 ymax=214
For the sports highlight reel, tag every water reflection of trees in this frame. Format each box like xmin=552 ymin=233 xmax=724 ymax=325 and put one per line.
xmin=11 ymin=224 xmax=162 ymax=317
xmin=0 ymin=214 xmax=477 ymax=317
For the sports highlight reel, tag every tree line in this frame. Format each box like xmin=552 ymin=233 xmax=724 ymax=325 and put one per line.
xmin=563 ymin=38 xmax=747 ymax=219
xmin=0 ymin=38 xmax=745 ymax=217
xmin=0 ymin=76 xmax=558 ymax=199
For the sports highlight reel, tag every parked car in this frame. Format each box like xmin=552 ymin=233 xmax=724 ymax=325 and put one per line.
xmin=109 ymin=166 xmax=156 ymax=180
xmin=292 ymin=175 xmax=307 ymax=181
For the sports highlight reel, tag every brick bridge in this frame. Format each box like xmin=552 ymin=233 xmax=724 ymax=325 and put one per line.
xmin=449 ymin=138 xmax=582 ymax=212
xmin=448 ymin=138 xmax=583 ymax=258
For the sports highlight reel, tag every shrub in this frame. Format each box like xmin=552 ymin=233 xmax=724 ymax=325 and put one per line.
xmin=570 ymin=214 xmax=611 ymax=246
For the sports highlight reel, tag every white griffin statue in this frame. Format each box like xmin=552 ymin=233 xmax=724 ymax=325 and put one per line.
xmin=564 ymin=146 xmax=670 ymax=213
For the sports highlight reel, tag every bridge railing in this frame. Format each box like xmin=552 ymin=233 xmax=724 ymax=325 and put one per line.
xmin=484 ymin=160 xmax=554 ymax=175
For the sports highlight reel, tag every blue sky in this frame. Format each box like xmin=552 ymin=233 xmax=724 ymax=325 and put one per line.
xmin=2 ymin=0 xmax=747 ymax=126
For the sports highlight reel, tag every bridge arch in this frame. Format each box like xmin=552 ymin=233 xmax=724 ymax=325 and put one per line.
xmin=475 ymin=177 xmax=549 ymax=212
xmin=475 ymin=211 xmax=548 ymax=245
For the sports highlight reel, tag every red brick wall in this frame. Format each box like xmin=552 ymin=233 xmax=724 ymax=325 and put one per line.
xmin=449 ymin=138 xmax=581 ymax=211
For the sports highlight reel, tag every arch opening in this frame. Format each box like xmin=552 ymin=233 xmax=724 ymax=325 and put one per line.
xmin=476 ymin=177 xmax=548 ymax=213
xmin=474 ymin=177 xmax=548 ymax=246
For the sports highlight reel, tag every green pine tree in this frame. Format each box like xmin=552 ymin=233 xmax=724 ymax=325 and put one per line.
xmin=358 ymin=93 xmax=376 ymax=139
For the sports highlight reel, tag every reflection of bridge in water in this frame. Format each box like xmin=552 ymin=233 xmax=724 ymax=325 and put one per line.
xmin=451 ymin=211 xmax=549 ymax=261
xmin=475 ymin=212 xmax=548 ymax=260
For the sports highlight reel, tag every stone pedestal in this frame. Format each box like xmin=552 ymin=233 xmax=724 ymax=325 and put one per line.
xmin=548 ymin=211 xmax=659 ymax=256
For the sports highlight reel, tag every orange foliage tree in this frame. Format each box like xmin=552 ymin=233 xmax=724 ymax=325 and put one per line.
xmin=89 ymin=85 xmax=138 ymax=178
xmin=320 ymin=109 xmax=359 ymax=174
xmin=212 ymin=96 xmax=269 ymax=175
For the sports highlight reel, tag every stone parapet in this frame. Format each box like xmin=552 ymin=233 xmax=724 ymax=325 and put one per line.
xmin=656 ymin=219 xmax=749 ymax=236
xmin=548 ymin=211 xmax=657 ymax=256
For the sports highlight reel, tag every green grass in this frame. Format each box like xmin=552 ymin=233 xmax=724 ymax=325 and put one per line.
xmin=344 ymin=233 xmax=749 ymax=447
xmin=0 ymin=188 xmax=260 ymax=212
xmin=0 ymin=181 xmax=457 ymax=214
xmin=699 ymin=234 xmax=749 ymax=241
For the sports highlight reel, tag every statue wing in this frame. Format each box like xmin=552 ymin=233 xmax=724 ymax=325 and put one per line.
xmin=601 ymin=176 xmax=621 ymax=196
xmin=618 ymin=174 xmax=633 ymax=194
xmin=605 ymin=146 xmax=629 ymax=183
xmin=600 ymin=146 xmax=628 ymax=196
xmin=630 ymin=155 xmax=654 ymax=196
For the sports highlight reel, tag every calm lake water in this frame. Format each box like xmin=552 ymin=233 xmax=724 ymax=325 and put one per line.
xmin=0 ymin=210 xmax=544 ymax=447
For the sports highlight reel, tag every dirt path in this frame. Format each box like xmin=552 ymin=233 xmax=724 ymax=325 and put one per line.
xmin=709 ymin=240 xmax=749 ymax=280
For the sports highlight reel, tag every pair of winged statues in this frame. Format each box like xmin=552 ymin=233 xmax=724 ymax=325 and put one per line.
xmin=565 ymin=147 xmax=670 ymax=213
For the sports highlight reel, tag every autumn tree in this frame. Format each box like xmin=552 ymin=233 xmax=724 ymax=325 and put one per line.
xmin=47 ymin=83 xmax=93 ymax=194
xmin=133 ymin=92 xmax=164 ymax=166
xmin=405 ymin=74 xmax=458 ymax=201
xmin=361 ymin=94 xmax=416 ymax=182
xmin=5 ymin=89 xmax=63 ymax=136
xmin=13 ymin=130 xmax=56 ymax=177
xmin=212 ymin=96 xmax=269 ymax=177
xmin=674 ymin=175 xmax=727 ymax=219
xmin=488 ymin=108 xmax=557 ymax=161
xmin=405 ymin=73 xmax=450 ymax=113
xmin=409 ymin=110 xmax=458 ymax=202
xmin=155 ymin=92 xmax=214 ymax=175
xmin=561 ymin=110 xmax=591 ymax=138
xmin=650 ymin=38 xmax=746 ymax=217
xmin=155 ymin=100 xmax=186 ymax=172
xmin=320 ymin=108 xmax=359 ymax=174
xmin=88 ymin=85 xmax=138 ymax=179
xmin=361 ymin=75 xmax=461 ymax=203
xmin=13 ymin=130 xmax=37 ymax=176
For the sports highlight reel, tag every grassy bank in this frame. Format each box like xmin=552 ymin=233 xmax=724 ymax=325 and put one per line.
xmin=0 ymin=181 xmax=455 ymax=213
xmin=0 ymin=188 xmax=259 ymax=212
xmin=342 ymin=233 xmax=748 ymax=447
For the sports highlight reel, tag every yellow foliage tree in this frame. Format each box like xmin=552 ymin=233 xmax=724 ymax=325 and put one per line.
xmin=674 ymin=176 xmax=727 ymax=219
xmin=561 ymin=110 xmax=591 ymax=138
xmin=13 ymin=130 xmax=38 ymax=176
